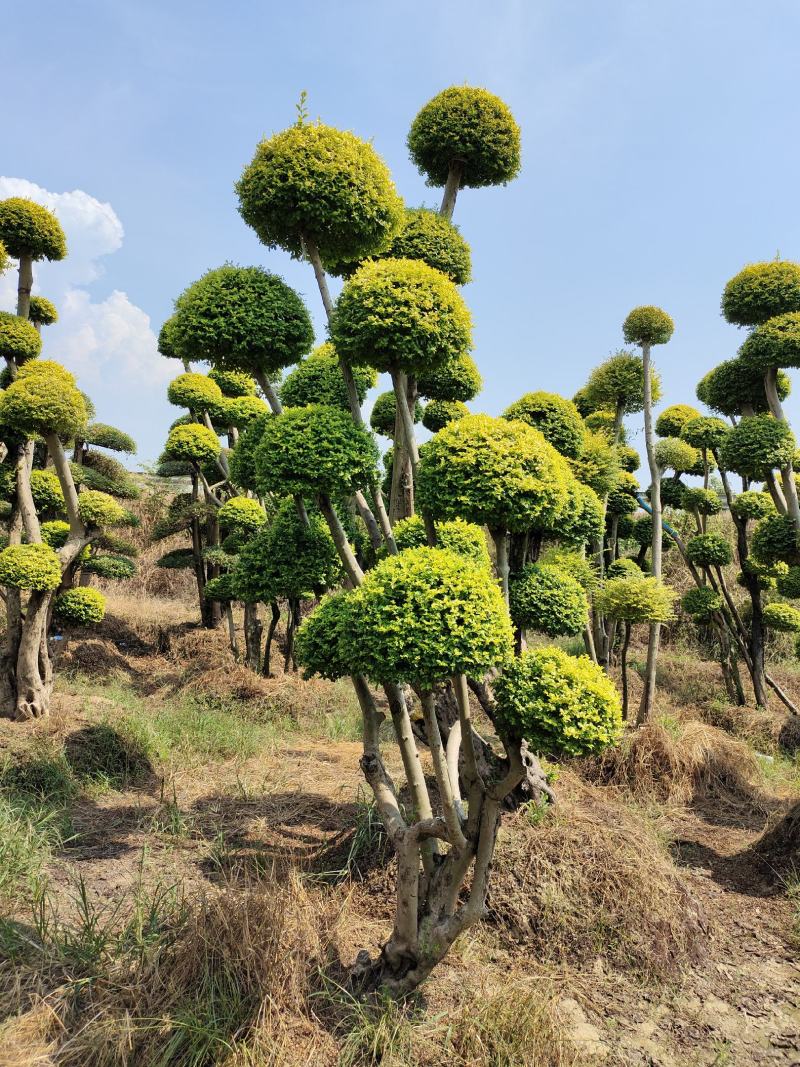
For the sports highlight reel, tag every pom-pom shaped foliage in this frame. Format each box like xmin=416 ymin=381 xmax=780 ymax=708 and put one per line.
xmin=217 ymin=495 xmax=267 ymax=535
xmin=721 ymin=261 xmax=800 ymax=327
xmin=379 ymin=207 xmax=471 ymax=284
xmin=559 ymin=482 xmax=605 ymax=546
xmin=280 ymin=343 xmax=376 ymax=410
xmin=655 ymin=404 xmax=701 ymax=439
xmin=614 ymin=445 xmax=639 ymax=474
xmin=502 ymin=392 xmax=584 ymax=459
xmin=78 ymin=490 xmax=128 ymax=528
xmin=0 ymin=240 xmax=7 ymax=275
xmin=0 ymin=542 xmax=61 ymax=590
xmin=208 ymin=367 xmax=256 ymax=398
xmin=0 ymin=197 xmax=66 ymax=261
xmin=165 ymin=423 xmax=220 ymax=464
xmin=82 ymin=554 xmax=136 ymax=580
xmin=606 ymin=472 xmax=639 ymax=516
xmin=720 ymin=415 xmax=795 ymax=479
xmin=167 ymin=266 xmax=314 ymax=376
xmin=369 ymin=390 xmax=422 ymax=437
xmin=346 ymin=547 xmax=512 ymax=688
xmin=237 ymin=121 xmax=404 ymax=263
xmin=255 ymin=404 xmax=378 ymax=497
xmin=570 ymin=429 xmax=621 ymax=498
xmin=739 ymin=311 xmax=800 ymax=372
xmin=680 ymin=415 xmax=730 ymax=452
xmin=583 ymin=410 xmax=625 ymax=440
xmin=40 ymin=520 xmax=70 ymax=549
xmin=763 ymin=603 xmax=800 ymax=633
xmin=696 ymin=358 xmax=790 ymax=417
xmin=0 ymin=311 xmax=42 ymax=364
xmin=493 ymin=647 xmax=621 ymax=756
xmin=582 ymin=352 xmax=661 ymax=415
xmin=731 ymin=491 xmax=775 ymax=522
xmin=27 ymin=296 xmax=58 ymax=327
xmin=509 ymin=563 xmax=587 ymax=637
xmin=167 ymin=372 xmax=224 ymax=412
xmin=777 ymin=567 xmax=800 ymax=599
xmin=390 ymin=515 xmax=490 ymax=568
xmin=416 ymin=352 xmax=482 ymax=402
xmin=681 ymin=487 xmax=722 ymax=516
xmin=331 ymin=258 xmax=472 ymax=377
xmin=407 ymin=86 xmax=521 ymax=189
xmin=54 ymin=587 xmax=106 ymax=625
xmin=0 ymin=368 xmax=86 ymax=437
xmin=752 ymin=514 xmax=800 ymax=567
xmin=84 ymin=423 xmax=137 ymax=454
xmin=622 ymin=305 xmax=674 ymax=347
xmin=422 ymin=399 xmax=469 ymax=433
xmin=296 ymin=591 xmax=357 ymax=682
xmin=685 ymin=533 xmax=732 ymax=568
xmin=681 ymin=586 xmax=723 ymax=621
xmin=221 ymin=395 xmax=270 ymax=429
xmin=596 ymin=574 xmax=676 ymax=624
xmin=30 ymin=469 xmax=65 ymax=513
xmin=17 ymin=359 xmax=75 ymax=384
xmin=654 ymin=437 xmax=700 ymax=473
xmin=417 ymin=413 xmax=571 ymax=534
xmin=606 ymin=557 xmax=643 ymax=579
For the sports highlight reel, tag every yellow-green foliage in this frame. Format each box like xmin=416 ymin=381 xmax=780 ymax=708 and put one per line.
xmin=615 ymin=445 xmax=640 ymax=472
xmin=722 ymin=261 xmax=800 ymax=327
xmin=583 ymin=410 xmax=624 ymax=439
xmin=509 ymin=563 xmax=588 ymax=637
xmin=204 ymin=573 xmax=238 ymax=602
xmin=654 ymin=436 xmax=700 ymax=473
xmin=237 ymin=120 xmax=404 ymax=263
xmin=370 ymin=389 xmax=422 ymax=437
xmin=343 ymin=547 xmax=513 ymax=688
xmin=0 ymin=542 xmax=62 ymax=590
xmin=720 ymin=414 xmax=795 ymax=479
xmin=255 ymin=404 xmax=378 ymax=497
xmin=422 ymin=398 xmax=469 ymax=432
xmin=167 ymin=265 xmax=314 ymax=376
xmin=685 ymin=533 xmax=733 ymax=568
xmin=407 ymin=86 xmax=521 ymax=188
xmin=763 ymin=602 xmax=800 ymax=633
xmin=378 ymin=207 xmax=471 ymax=284
xmin=595 ymin=573 xmax=676 ymax=623
xmin=655 ymin=404 xmax=700 ymax=438
xmin=697 ymin=357 xmax=790 ymax=417
xmin=503 ymin=392 xmax=584 ymax=459
xmin=54 ymin=587 xmax=105 ymax=624
xmin=390 ymin=514 xmax=491 ymax=568
xmin=29 ymin=469 xmax=65 ymax=513
xmin=417 ymin=413 xmax=572 ymax=534
xmin=220 ymin=395 xmax=269 ymax=429
xmin=296 ymin=590 xmax=356 ymax=681
xmin=777 ymin=566 xmax=800 ymax=599
xmin=77 ymin=490 xmax=128 ymax=528
xmin=17 ymin=359 xmax=75 ymax=384
xmin=208 ymin=367 xmax=256 ymax=398
xmin=0 ymin=367 xmax=86 ymax=437
xmin=0 ymin=311 xmax=42 ymax=363
xmin=280 ymin=343 xmax=376 ymax=410
xmin=681 ymin=585 xmax=723 ymax=621
xmin=606 ymin=471 xmax=639 ymax=516
xmin=417 ymin=352 xmax=483 ymax=402
xmin=559 ymin=481 xmax=605 ymax=545
xmin=606 ymin=557 xmax=643 ymax=579
xmin=740 ymin=311 xmax=800 ymax=372
xmin=84 ymin=423 xmax=137 ymax=454
xmin=167 ymin=372 xmax=224 ymax=412
xmin=582 ymin=351 xmax=661 ymax=415
xmin=681 ymin=487 xmax=722 ymax=516
xmin=570 ymin=428 xmax=621 ymax=497
xmin=0 ymin=239 xmax=7 ymax=274
xmin=680 ymin=415 xmax=730 ymax=452
xmin=82 ymin=553 xmax=136 ymax=580
xmin=28 ymin=296 xmax=58 ymax=326
xmin=752 ymin=514 xmax=800 ymax=566
xmin=0 ymin=197 xmax=66 ymax=261
xmin=331 ymin=258 xmax=473 ymax=376
xmin=228 ymin=413 xmax=270 ymax=492
xmin=622 ymin=305 xmax=674 ymax=347
xmin=217 ymin=495 xmax=267 ymax=535
xmin=493 ymin=646 xmax=622 ymax=756
xmin=165 ymin=423 xmax=220 ymax=464
xmin=40 ymin=520 xmax=70 ymax=548
xmin=731 ymin=490 xmax=776 ymax=522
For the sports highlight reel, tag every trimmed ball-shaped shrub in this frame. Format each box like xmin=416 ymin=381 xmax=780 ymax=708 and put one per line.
xmin=369 ymin=390 xmax=422 ymax=438
xmin=493 ymin=647 xmax=622 ymax=755
xmin=296 ymin=590 xmax=358 ymax=682
xmin=721 ymin=261 xmax=800 ymax=327
xmin=558 ymin=482 xmax=605 ymax=546
xmin=407 ymin=86 xmax=521 ymax=189
xmin=27 ymin=296 xmax=58 ymax=327
xmin=596 ymin=574 xmax=676 ymax=624
xmin=606 ymin=473 xmax=639 ymax=517
xmin=622 ymin=305 xmax=674 ymax=347
xmin=54 ymin=587 xmax=106 ymax=624
xmin=509 ymin=563 xmax=588 ymax=637
xmin=752 ymin=514 xmax=800 ymax=566
xmin=0 ymin=198 xmax=66 ymax=261
xmin=0 ymin=311 xmax=42 ymax=363
xmin=682 ymin=586 xmax=723 ymax=621
xmin=217 ymin=496 xmax=267 ymax=535
xmin=236 ymin=121 xmax=404 ymax=263
xmin=164 ymin=423 xmax=220 ymax=464
xmin=720 ymin=415 xmax=795 ymax=479
xmin=17 ymin=359 xmax=75 ymax=384
xmin=345 ymin=547 xmax=512 ymax=688
xmin=731 ymin=491 xmax=775 ymax=522
xmin=615 ymin=444 xmax=640 ymax=473
xmin=777 ymin=567 xmax=800 ymax=599
xmin=422 ymin=398 xmax=469 ymax=432
xmin=331 ymin=257 xmax=472 ymax=376
xmin=655 ymin=404 xmax=701 ymax=439
xmin=763 ymin=603 xmax=800 ymax=633
xmin=29 ymin=469 xmax=65 ymax=513
xmin=280 ymin=343 xmax=376 ymax=410
xmin=390 ymin=515 xmax=490 ymax=568
xmin=582 ymin=351 xmax=661 ymax=415
xmin=739 ymin=311 xmax=800 ymax=372
xmin=502 ymin=392 xmax=584 ymax=459
xmin=78 ymin=490 xmax=128 ymax=528
xmin=681 ymin=487 xmax=722 ymax=516
xmin=0 ymin=371 xmax=86 ymax=438
xmin=168 ymin=265 xmax=314 ymax=376
xmin=255 ymin=404 xmax=379 ymax=497
xmin=84 ymin=423 xmax=137 ymax=454
xmin=685 ymin=533 xmax=733 ymax=568
xmin=659 ymin=477 xmax=685 ymax=509
xmin=570 ymin=429 xmax=622 ymax=497
xmin=0 ymin=542 xmax=61 ymax=590
xmin=167 ymin=372 xmax=224 ymax=412
xmin=696 ymin=357 xmax=790 ymax=417
xmin=680 ymin=415 xmax=730 ymax=452
xmin=81 ymin=554 xmax=136 ymax=580
xmin=157 ymin=548 xmax=195 ymax=570
xmin=583 ymin=411 xmax=625 ymax=441
xmin=221 ymin=395 xmax=270 ymax=429
xmin=376 ymin=207 xmax=471 ymax=284
xmin=208 ymin=367 xmax=256 ymax=398
xmin=416 ymin=413 xmax=572 ymax=534
xmin=654 ymin=437 xmax=700 ymax=473
xmin=40 ymin=520 xmax=70 ymax=549
xmin=606 ymin=557 xmax=643 ymax=579
xmin=416 ymin=352 xmax=482 ymax=402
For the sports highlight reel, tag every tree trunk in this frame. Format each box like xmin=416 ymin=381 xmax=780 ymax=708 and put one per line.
xmin=491 ymin=529 xmax=510 ymax=608
xmin=16 ymin=254 xmax=33 ymax=320
xmin=440 ymin=160 xmax=464 ymax=221
xmin=262 ymin=602 xmax=280 ymax=676
xmin=620 ymin=622 xmax=631 ymax=720
xmin=243 ymin=602 xmax=262 ymax=671
xmin=637 ymin=342 xmax=661 ymax=725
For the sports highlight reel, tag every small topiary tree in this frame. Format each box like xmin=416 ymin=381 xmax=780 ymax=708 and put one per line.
xmin=280 ymin=343 xmax=376 ymax=411
xmin=502 ymin=391 xmax=584 ymax=459
xmin=0 ymin=197 xmax=66 ymax=318
xmin=509 ymin=563 xmax=588 ymax=639
xmin=421 ymin=399 xmax=469 ymax=433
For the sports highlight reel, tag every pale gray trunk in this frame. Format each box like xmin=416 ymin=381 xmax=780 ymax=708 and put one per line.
xmin=638 ymin=342 xmax=661 ymax=725
xmin=440 ymin=161 xmax=464 ymax=221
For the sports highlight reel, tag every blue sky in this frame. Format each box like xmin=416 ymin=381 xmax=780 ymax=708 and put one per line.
xmin=3 ymin=0 xmax=800 ymax=465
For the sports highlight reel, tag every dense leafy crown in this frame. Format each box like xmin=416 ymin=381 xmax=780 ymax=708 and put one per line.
xmin=208 ymin=367 xmax=256 ymax=398
xmin=167 ymin=372 xmax=224 ymax=413
xmin=30 ymin=469 xmax=65 ymax=513
xmin=606 ymin=471 xmax=639 ymax=516
xmin=343 ymin=547 xmax=513 ymax=687
xmin=417 ymin=413 xmax=572 ymax=534
xmin=559 ymin=481 xmax=606 ymax=546
xmin=681 ymin=586 xmax=723 ymax=621
xmin=777 ymin=566 xmax=800 ymax=599
xmin=407 ymin=86 xmax=521 ymax=189
xmin=622 ymin=305 xmax=674 ymax=347
xmin=597 ymin=574 xmax=676 ymax=624
xmin=752 ymin=514 xmax=800 ymax=567
xmin=78 ymin=490 xmax=128 ymax=528
xmin=493 ymin=647 xmax=622 ymax=755
xmin=582 ymin=352 xmax=661 ymax=415
xmin=0 ymin=311 xmax=42 ymax=363
xmin=296 ymin=590 xmax=357 ymax=681
xmin=217 ymin=495 xmax=267 ymax=535
xmin=416 ymin=351 xmax=483 ymax=402
xmin=654 ymin=437 xmax=700 ymax=474
xmin=680 ymin=415 xmax=730 ymax=452
xmin=0 ymin=198 xmax=66 ymax=261
xmin=331 ymin=258 xmax=472 ymax=377
xmin=379 ymin=207 xmax=471 ymax=284
xmin=720 ymin=415 xmax=795 ymax=479
xmin=570 ymin=429 xmax=621 ymax=497
xmin=54 ymin=587 xmax=106 ymax=625
xmin=731 ymin=490 xmax=775 ymax=522
xmin=655 ymin=404 xmax=700 ymax=439
xmin=220 ymin=395 xmax=269 ymax=429
xmin=369 ymin=389 xmax=422 ymax=437
xmin=696 ymin=357 xmax=790 ymax=417
xmin=280 ymin=343 xmax=375 ymax=410
xmin=0 ymin=240 xmax=7 ymax=274
xmin=236 ymin=121 xmax=404 ymax=263
xmin=390 ymin=515 xmax=490 ymax=568
xmin=422 ymin=398 xmax=469 ymax=433
xmin=164 ymin=423 xmax=220 ymax=464
xmin=762 ymin=602 xmax=800 ymax=634
xmin=84 ymin=423 xmax=137 ymax=454
xmin=721 ymin=261 xmax=800 ymax=327
xmin=40 ymin=520 xmax=70 ymax=549
xmin=685 ymin=533 xmax=733 ymax=568
xmin=228 ymin=413 xmax=270 ymax=491
xmin=509 ymin=563 xmax=587 ymax=637
xmin=167 ymin=266 xmax=314 ymax=375
xmin=502 ymin=391 xmax=584 ymax=459
xmin=681 ymin=487 xmax=722 ymax=516
xmin=255 ymin=404 xmax=378 ymax=497
xmin=82 ymin=554 xmax=136 ymax=580
xmin=0 ymin=368 xmax=86 ymax=437
xmin=0 ymin=542 xmax=62 ymax=590
xmin=27 ymin=296 xmax=58 ymax=326
xmin=739 ymin=311 xmax=800 ymax=372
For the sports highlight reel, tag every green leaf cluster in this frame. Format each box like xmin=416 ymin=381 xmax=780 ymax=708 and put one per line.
xmin=502 ymin=391 xmax=584 ymax=459
xmin=0 ymin=311 xmax=42 ymax=363
xmin=731 ymin=490 xmax=775 ymax=522
xmin=0 ymin=542 xmax=62 ymax=590
xmin=509 ymin=563 xmax=588 ymax=637
xmin=422 ymin=399 xmax=469 ymax=432
xmin=685 ymin=533 xmax=733 ymax=568
xmin=296 ymin=591 xmax=357 ymax=681
xmin=164 ymin=423 xmax=220 ymax=464
xmin=377 ymin=207 xmax=471 ymax=284
xmin=720 ymin=415 xmax=795 ymax=479
xmin=167 ymin=372 xmax=224 ymax=413
xmin=0 ymin=197 xmax=66 ymax=261
xmin=622 ymin=305 xmax=674 ymax=347
xmin=217 ymin=496 xmax=267 ymax=535
xmin=763 ymin=602 xmax=800 ymax=633
xmin=82 ymin=554 xmax=136 ymax=580
xmin=681 ymin=585 xmax=723 ymax=621
xmin=581 ymin=351 xmax=660 ymax=415
xmin=417 ymin=352 xmax=482 ymax=402
xmin=569 ymin=429 xmax=621 ymax=497
xmin=369 ymin=389 xmax=423 ymax=437
xmin=697 ymin=357 xmax=790 ymax=417
xmin=84 ymin=423 xmax=137 ymax=454
xmin=0 ymin=364 xmax=86 ymax=437
xmin=208 ymin=367 xmax=256 ymax=398
xmin=280 ymin=343 xmax=376 ymax=410
xmin=680 ymin=487 xmax=722 ymax=516
xmin=680 ymin=415 xmax=730 ymax=452
xmin=721 ymin=261 xmax=800 ymax=327
xmin=655 ymin=404 xmax=700 ymax=438
xmin=740 ymin=311 xmax=800 ymax=372
xmin=54 ymin=587 xmax=105 ymax=624
xmin=390 ymin=515 xmax=490 ymax=569
xmin=28 ymin=296 xmax=58 ymax=326
xmin=654 ymin=436 xmax=699 ymax=473
xmin=596 ymin=574 xmax=676 ymax=623
xmin=752 ymin=514 xmax=800 ymax=566
xmin=40 ymin=520 xmax=69 ymax=548
xmin=29 ymin=469 xmax=65 ymax=514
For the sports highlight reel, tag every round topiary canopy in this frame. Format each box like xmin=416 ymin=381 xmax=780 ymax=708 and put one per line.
xmin=220 ymin=395 xmax=270 ymax=429
xmin=752 ymin=514 xmax=800 ymax=567
xmin=739 ymin=311 xmax=800 ymax=372
xmin=416 ymin=351 xmax=482 ymax=402
xmin=569 ymin=429 xmax=621 ymax=497
xmin=655 ymin=404 xmax=701 ymax=439
xmin=27 ymin=296 xmax=58 ymax=327
xmin=763 ymin=602 xmax=800 ymax=633
xmin=422 ymin=398 xmax=469 ymax=433
xmin=681 ymin=487 xmax=722 ymax=516
xmin=0 ymin=369 xmax=86 ymax=438
xmin=696 ymin=357 xmax=790 ymax=417
xmin=582 ymin=351 xmax=661 ymax=415
xmin=167 ymin=372 xmax=224 ymax=413
xmin=0 ymin=311 xmax=42 ymax=364
xmin=208 ymin=367 xmax=256 ymax=398
xmin=54 ymin=587 xmax=106 ymax=624
xmin=509 ymin=563 xmax=588 ymax=637
xmin=280 ymin=343 xmax=376 ymax=410
xmin=680 ymin=415 xmax=730 ymax=452
xmin=681 ymin=586 xmax=723 ymax=622
xmin=78 ymin=490 xmax=128 ymax=528
xmin=558 ymin=481 xmax=605 ymax=545
xmin=164 ymin=423 xmax=220 ymax=464
xmin=0 ymin=198 xmax=66 ymax=261
xmin=654 ymin=437 xmax=701 ymax=474
xmin=407 ymin=86 xmax=521 ymax=189
xmin=0 ymin=542 xmax=62 ymax=590
xmin=685 ymin=533 xmax=733 ymax=568
xmin=331 ymin=257 xmax=472 ymax=377
xmin=596 ymin=574 xmax=676 ymax=624
xmin=622 ymin=306 xmax=674 ymax=347
xmin=389 ymin=514 xmax=490 ymax=569
xmin=217 ymin=495 xmax=267 ymax=535
xmin=374 ymin=207 xmax=472 ymax=285
xmin=502 ymin=392 xmax=584 ymax=460
xmin=369 ymin=390 xmax=422 ymax=438
xmin=731 ymin=490 xmax=775 ymax=522
xmin=84 ymin=423 xmax=137 ymax=454
xmin=236 ymin=120 xmax=404 ymax=263
xmin=721 ymin=261 xmax=800 ymax=327
xmin=296 ymin=590 xmax=358 ymax=682
xmin=720 ymin=415 xmax=795 ymax=479
xmin=167 ymin=265 xmax=314 ymax=376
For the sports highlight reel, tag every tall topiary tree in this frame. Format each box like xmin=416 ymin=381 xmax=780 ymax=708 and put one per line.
xmin=0 ymin=198 xmax=66 ymax=320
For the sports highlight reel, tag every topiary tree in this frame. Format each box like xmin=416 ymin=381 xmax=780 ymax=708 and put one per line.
xmin=370 ymin=206 xmax=472 ymax=284
xmin=722 ymin=261 xmax=800 ymax=327
xmin=280 ymin=343 xmax=376 ymax=411
xmin=654 ymin=404 xmax=701 ymax=439
xmin=370 ymin=390 xmax=423 ymax=439
xmin=509 ymin=563 xmax=588 ymax=639
xmin=421 ymin=399 xmax=469 ymax=433
xmin=502 ymin=391 xmax=584 ymax=459
xmin=0 ymin=198 xmax=66 ymax=319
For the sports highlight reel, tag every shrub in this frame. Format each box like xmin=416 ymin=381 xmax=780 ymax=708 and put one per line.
xmin=697 ymin=357 xmax=790 ymax=417
xmin=54 ymin=587 xmax=105 ymax=624
xmin=622 ymin=305 xmax=674 ymax=347
xmin=0 ymin=197 xmax=66 ymax=260
xmin=220 ymin=394 xmax=270 ymax=428
xmin=655 ymin=404 xmax=700 ymax=438
xmin=607 ymin=557 xmax=643 ymax=579
xmin=731 ymin=490 xmax=775 ymax=522
xmin=296 ymin=590 xmax=358 ymax=681
xmin=164 ymin=423 xmax=220 ymax=464
xmin=228 ymin=413 xmax=270 ymax=491
xmin=493 ymin=647 xmax=622 ymax=755
xmin=0 ymin=543 xmax=61 ymax=590
xmin=157 ymin=548 xmax=195 ymax=570
xmin=0 ymin=369 xmax=86 ymax=438
xmin=369 ymin=390 xmax=422 ymax=437
xmin=509 ymin=563 xmax=588 ymax=637
xmin=763 ymin=603 xmax=800 ymax=633
xmin=203 ymin=573 xmax=238 ymax=601
xmin=208 ymin=367 xmax=256 ymax=397
xmin=417 ymin=351 xmax=483 ymax=402
xmin=502 ymin=392 xmax=584 ymax=459
xmin=681 ymin=586 xmax=723 ymax=620
xmin=280 ymin=343 xmax=376 ymax=410
xmin=596 ymin=574 xmax=676 ymax=623
xmin=720 ymin=414 xmax=795 ymax=479
xmin=685 ymin=533 xmax=733 ymax=568
xmin=680 ymin=414 xmax=730 ymax=452
xmin=681 ymin=487 xmax=722 ymax=516
xmin=559 ymin=481 xmax=605 ymax=545
xmin=584 ymin=410 xmax=625 ymax=439
xmin=40 ymin=520 xmax=70 ymax=549
xmin=81 ymin=554 xmax=136 ymax=580
xmin=84 ymin=422 xmax=137 ymax=453
xmin=217 ymin=496 xmax=267 ymax=535
xmin=616 ymin=444 xmax=640 ymax=472
xmin=722 ymin=261 xmax=800 ymax=327
xmin=0 ymin=312 xmax=42 ymax=363
xmin=29 ymin=469 xmax=64 ymax=513
xmin=375 ymin=206 xmax=471 ymax=284
xmin=77 ymin=490 xmax=128 ymax=528
xmin=390 ymin=514 xmax=490 ymax=568
xmin=740 ymin=311 xmax=800 ymax=372
xmin=582 ymin=351 xmax=660 ymax=414
xmin=606 ymin=472 xmax=640 ymax=516
xmin=752 ymin=513 xmax=800 ymax=566
xmin=422 ymin=398 xmax=469 ymax=432
xmin=654 ymin=436 xmax=699 ymax=473
xmin=167 ymin=372 xmax=224 ymax=412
